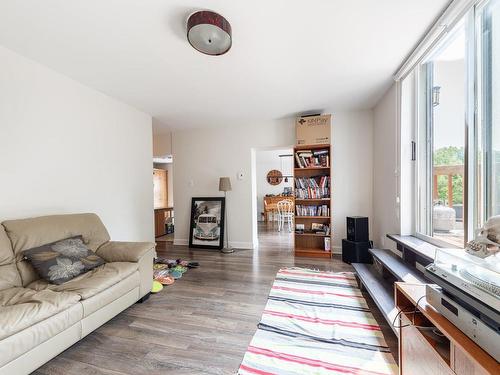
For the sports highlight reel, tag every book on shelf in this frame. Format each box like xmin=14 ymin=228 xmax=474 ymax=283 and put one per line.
xmin=324 ymin=237 xmax=331 ymax=251
xmin=295 ymin=223 xmax=305 ymax=234
xmin=295 ymin=204 xmax=330 ymax=216
xmin=294 ymin=148 xmax=330 ymax=168
xmin=294 ymin=176 xmax=331 ymax=199
xmin=295 ymin=176 xmax=330 ymax=188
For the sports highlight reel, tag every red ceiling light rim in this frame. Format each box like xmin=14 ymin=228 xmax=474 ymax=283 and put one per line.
xmin=187 ymin=10 xmax=232 ymax=56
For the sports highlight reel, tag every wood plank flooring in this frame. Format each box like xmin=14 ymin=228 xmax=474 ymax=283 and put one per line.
xmin=34 ymin=223 xmax=398 ymax=375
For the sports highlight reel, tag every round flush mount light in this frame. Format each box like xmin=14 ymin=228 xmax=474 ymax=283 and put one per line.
xmin=187 ymin=11 xmax=232 ymax=56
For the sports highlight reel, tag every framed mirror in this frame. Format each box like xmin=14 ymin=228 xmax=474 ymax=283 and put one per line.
xmin=266 ymin=170 xmax=283 ymax=185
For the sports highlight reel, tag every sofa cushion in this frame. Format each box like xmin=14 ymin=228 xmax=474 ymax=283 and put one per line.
xmin=97 ymin=241 xmax=156 ymax=262
xmin=3 ymin=213 xmax=110 ymax=254
xmin=0 ymin=226 xmax=22 ymax=291
xmin=23 ymin=236 xmax=105 ymax=285
xmin=0 ymin=225 xmax=14 ymax=265
xmin=0 ymin=264 xmax=22 ymax=291
xmin=28 ymin=262 xmax=138 ymax=300
xmin=0 ymin=302 xmax=82 ymax=367
xmin=0 ymin=287 xmax=81 ymax=340
xmin=80 ymin=271 xmax=139 ymax=317
xmin=2 ymin=213 xmax=110 ymax=286
xmin=14 ymin=261 xmax=40 ymax=289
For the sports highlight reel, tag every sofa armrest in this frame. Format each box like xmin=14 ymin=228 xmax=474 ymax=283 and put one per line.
xmin=97 ymin=241 xmax=155 ymax=298
xmin=96 ymin=241 xmax=156 ymax=263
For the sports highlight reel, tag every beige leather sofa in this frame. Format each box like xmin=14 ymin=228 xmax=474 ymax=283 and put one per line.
xmin=0 ymin=213 xmax=155 ymax=375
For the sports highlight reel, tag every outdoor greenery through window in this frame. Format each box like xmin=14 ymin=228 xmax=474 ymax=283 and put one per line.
xmin=417 ymin=19 xmax=467 ymax=247
xmin=414 ymin=0 xmax=500 ymax=248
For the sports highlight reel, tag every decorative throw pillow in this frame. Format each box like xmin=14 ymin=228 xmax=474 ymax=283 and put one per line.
xmin=23 ymin=236 xmax=105 ymax=285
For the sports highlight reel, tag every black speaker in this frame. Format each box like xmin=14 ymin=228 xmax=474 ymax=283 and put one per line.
xmin=346 ymin=216 xmax=369 ymax=242
xmin=342 ymin=239 xmax=372 ymax=264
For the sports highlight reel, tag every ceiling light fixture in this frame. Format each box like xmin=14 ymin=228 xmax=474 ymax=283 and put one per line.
xmin=187 ymin=11 xmax=232 ymax=56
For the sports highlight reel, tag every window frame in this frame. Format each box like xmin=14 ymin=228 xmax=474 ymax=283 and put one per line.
xmin=410 ymin=5 xmax=493 ymax=248
xmin=409 ymin=0 xmax=500 ymax=248
xmin=477 ymin=0 xmax=496 ymax=222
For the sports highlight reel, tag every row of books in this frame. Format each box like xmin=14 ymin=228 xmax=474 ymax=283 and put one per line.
xmin=295 ymin=223 xmax=331 ymax=235
xmin=295 ymin=204 xmax=330 ymax=217
xmin=295 ymin=176 xmax=330 ymax=189
xmin=295 ymin=148 xmax=330 ymax=168
xmin=295 ymin=187 xmax=330 ymax=199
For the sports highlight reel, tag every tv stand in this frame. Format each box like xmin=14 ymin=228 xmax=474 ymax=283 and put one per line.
xmin=395 ymin=283 xmax=498 ymax=374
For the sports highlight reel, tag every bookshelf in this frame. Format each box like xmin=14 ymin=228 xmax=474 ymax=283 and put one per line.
xmin=293 ymin=143 xmax=332 ymax=258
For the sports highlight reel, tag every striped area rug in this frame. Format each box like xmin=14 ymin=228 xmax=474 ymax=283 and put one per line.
xmin=238 ymin=268 xmax=398 ymax=375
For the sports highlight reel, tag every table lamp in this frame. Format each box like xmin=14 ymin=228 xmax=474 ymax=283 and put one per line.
xmin=219 ymin=177 xmax=233 ymax=253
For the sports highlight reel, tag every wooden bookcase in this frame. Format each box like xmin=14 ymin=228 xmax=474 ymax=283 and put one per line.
xmin=293 ymin=144 xmax=332 ymax=258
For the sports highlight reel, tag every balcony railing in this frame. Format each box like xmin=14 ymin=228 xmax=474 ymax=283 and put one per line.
xmin=433 ymin=164 xmax=464 ymax=207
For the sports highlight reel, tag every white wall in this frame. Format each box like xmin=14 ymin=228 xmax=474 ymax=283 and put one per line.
xmin=153 ymin=131 xmax=172 ymax=157
xmin=0 ymin=46 xmax=154 ymax=241
xmin=172 ymin=120 xmax=295 ymax=249
xmin=372 ymin=84 xmax=400 ymax=249
xmin=332 ymin=111 xmax=374 ymax=250
xmin=172 ymin=111 xmax=374 ymax=252
xmin=256 ymin=149 xmax=293 ymax=221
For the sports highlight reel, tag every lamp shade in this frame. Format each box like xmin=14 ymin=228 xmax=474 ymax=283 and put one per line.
xmin=219 ymin=177 xmax=232 ymax=192
xmin=187 ymin=11 xmax=232 ymax=56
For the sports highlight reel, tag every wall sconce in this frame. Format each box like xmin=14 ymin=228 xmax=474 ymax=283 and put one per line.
xmin=432 ymin=86 xmax=441 ymax=107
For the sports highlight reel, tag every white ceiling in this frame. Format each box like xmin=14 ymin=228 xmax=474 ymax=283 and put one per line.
xmin=0 ymin=0 xmax=450 ymax=131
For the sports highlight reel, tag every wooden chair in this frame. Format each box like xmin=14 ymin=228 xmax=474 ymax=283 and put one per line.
xmin=263 ymin=199 xmax=278 ymax=223
xmin=277 ymin=199 xmax=294 ymax=232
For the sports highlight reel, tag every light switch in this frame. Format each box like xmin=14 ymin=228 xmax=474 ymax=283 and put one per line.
xmin=237 ymin=171 xmax=244 ymax=180
xmin=188 ymin=179 xmax=194 ymax=187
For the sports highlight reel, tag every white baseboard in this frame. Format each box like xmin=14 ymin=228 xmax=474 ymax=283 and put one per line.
xmin=332 ymin=246 xmax=342 ymax=255
xmin=173 ymin=238 xmax=339 ymax=253
xmin=229 ymin=241 xmax=254 ymax=250
xmin=172 ymin=239 xmax=254 ymax=250
xmin=173 ymin=238 xmax=188 ymax=246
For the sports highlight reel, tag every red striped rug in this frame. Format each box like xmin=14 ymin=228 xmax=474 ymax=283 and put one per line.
xmin=238 ymin=268 xmax=398 ymax=375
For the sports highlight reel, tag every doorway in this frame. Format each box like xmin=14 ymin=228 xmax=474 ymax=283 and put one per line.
xmin=153 ymin=155 xmax=174 ymax=242
xmin=252 ymin=147 xmax=294 ymax=250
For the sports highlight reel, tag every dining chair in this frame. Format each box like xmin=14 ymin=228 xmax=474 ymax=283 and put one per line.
xmin=277 ymin=199 xmax=294 ymax=232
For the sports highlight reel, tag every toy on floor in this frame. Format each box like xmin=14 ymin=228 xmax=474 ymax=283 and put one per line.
xmin=169 ymin=269 xmax=183 ymax=279
xmin=152 ymin=258 xmax=198 ymax=288
xmin=154 ymin=269 xmax=175 ymax=285
xmin=155 ymin=275 xmax=175 ymax=285
xmin=151 ymin=280 xmax=164 ymax=293
xmin=156 ymin=258 xmax=200 ymax=269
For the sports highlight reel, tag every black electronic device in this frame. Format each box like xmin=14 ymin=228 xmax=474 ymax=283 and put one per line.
xmin=341 ymin=239 xmax=372 ymax=264
xmin=346 ymin=216 xmax=369 ymax=242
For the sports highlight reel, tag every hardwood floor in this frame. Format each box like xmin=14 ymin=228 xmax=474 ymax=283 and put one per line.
xmin=34 ymin=223 xmax=398 ymax=375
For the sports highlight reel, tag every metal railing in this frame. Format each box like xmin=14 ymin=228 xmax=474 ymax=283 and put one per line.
xmin=433 ymin=164 xmax=465 ymax=207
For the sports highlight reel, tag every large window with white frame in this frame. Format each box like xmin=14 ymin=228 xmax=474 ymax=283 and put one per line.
xmin=412 ymin=0 xmax=500 ymax=248
xmin=416 ymin=16 xmax=468 ymax=247
xmin=477 ymin=0 xmax=500 ymax=223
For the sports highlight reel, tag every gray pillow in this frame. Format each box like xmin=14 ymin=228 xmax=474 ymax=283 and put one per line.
xmin=23 ymin=236 xmax=105 ymax=285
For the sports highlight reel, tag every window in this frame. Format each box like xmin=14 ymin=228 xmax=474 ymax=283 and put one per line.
xmin=416 ymin=19 xmax=468 ymax=247
xmin=478 ymin=0 xmax=500 ymax=224
xmin=412 ymin=0 xmax=500 ymax=248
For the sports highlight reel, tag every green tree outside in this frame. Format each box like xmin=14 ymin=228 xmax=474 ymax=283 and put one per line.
xmin=434 ymin=146 xmax=464 ymax=205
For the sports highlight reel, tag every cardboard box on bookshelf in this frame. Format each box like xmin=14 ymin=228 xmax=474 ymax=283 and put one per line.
xmin=296 ymin=114 xmax=331 ymax=146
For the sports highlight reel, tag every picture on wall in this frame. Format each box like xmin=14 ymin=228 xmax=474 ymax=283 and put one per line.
xmin=189 ymin=197 xmax=225 ymax=250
